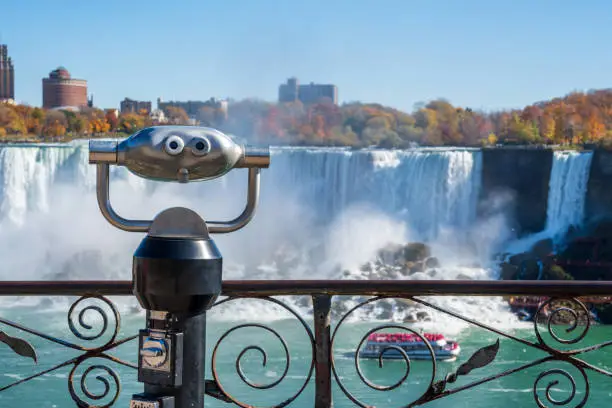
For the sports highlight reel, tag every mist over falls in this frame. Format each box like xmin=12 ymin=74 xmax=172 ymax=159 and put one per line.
xmin=0 ymin=143 xmax=596 ymax=326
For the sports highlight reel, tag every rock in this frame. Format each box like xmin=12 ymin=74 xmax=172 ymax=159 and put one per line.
xmin=377 ymin=243 xmax=405 ymax=264
xmin=424 ymin=256 xmax=440 ymax=269
xmin=542 ymin=264 xmax=574 ymax=280
xmin=508 ymin=252 xmax=532 ymax=267
xmin=531 ymin=238 xmax=553 ymax=259
xmin=410 ymin=261 xmax=425 ymax=274
xmin=518 ymin=259 xmax=541 ymax=280
xmin=416 ymin=311 xmax=431 ymax=321
xmin=401 ymin=262 xmax=415 ymax=276
xmin=402 ymin=242 xmax=431 ymax=263
xmin=500 ymin=262 xmax=519 ymax=280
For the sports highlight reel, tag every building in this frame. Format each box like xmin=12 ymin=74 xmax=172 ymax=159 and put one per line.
xmin=42 ymin=67 xmax=88 ymax=109
xmin=278 ymin=77 xmax=299 ymax=103
xmin=278 ymin=77 xmax=338 ymax=105
xmin=157 ymin=97 xmax=228 ymax=122
xmin=0 ymin=44 xmax=15 ymax=103
xmin=120 ymin=98 xmax=152 ymax=114
xmin=298 ymin=82 xmax=338 ymax=105
xmin=149 ymin=108 xmax=167 ymax=124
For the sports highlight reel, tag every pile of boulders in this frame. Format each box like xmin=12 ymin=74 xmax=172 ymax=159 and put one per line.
xmin=499 ymin=238 xmax=554 ymax=280
xmin=356 ymin=242 xmax=441 ymax=280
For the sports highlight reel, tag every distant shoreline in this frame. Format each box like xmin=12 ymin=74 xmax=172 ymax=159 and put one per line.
xmin=0 ymin=135 xmax=598 ymax=153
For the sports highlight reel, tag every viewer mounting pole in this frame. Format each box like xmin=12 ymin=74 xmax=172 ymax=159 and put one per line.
xmin=89 ymin=126 xmax=270 ymax=408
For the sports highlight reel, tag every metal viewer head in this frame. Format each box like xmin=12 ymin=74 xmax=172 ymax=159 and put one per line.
xmin=88 ymin=126 xmax=270 ymax=234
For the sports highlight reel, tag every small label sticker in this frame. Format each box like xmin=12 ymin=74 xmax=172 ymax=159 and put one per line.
xmin=129 ymin=399 xmax=159 ymax=408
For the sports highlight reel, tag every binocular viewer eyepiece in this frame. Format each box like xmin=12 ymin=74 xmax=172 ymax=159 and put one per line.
xmin=89 ymin=126 xmax=269 ymax=183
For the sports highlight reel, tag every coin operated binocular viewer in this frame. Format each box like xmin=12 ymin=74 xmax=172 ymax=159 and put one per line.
xmin=89 ymin=126 xmax=270 ymax=408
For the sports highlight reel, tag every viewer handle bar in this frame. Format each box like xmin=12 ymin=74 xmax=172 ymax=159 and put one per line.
xmin=95 ymin=163 xmax=261 ymax=234
xmin=89 ymin=140 xmax=118 ymax=164
xmin=207 ymin=168 xmax=260 ymax=233
xmin=96 ymin=163 xmax=151 ymax=232
xmin=236 ymin=146 xmax=271 ymax=169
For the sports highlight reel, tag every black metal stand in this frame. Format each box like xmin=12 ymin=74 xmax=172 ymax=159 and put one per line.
xmin=130 ymin=208 xmax=222 ymax=408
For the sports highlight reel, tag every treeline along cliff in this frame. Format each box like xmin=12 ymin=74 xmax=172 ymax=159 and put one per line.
xmin=3 ymin=89 xmax=612 ymax=147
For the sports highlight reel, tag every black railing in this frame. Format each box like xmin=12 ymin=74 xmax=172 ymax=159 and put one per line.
xmin=0 ymin=279 xmax=610 ymax=407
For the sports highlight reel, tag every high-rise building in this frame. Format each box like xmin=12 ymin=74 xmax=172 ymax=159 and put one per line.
xmin=0 ymin=44 xmax=15 ymax=103
xmin=42 ymin=67 xmax=88 ymax=109
xmin=278 ymin=77 xmax=299 ymax=103
xmin=120 ymin=98 xmax=152 ymax=114
xmin=278 ymin=78 xmax=338 ymax=105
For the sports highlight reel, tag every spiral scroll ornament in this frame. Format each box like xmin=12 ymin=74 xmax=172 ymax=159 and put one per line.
xmin=533 ymin=366 xmax=589 ymax=408
xmin=68 ymin=358 xmax=121 ymax=408
xmin=67 ymin=295 xmax=120 ymax=349
xmin=209 ymin=296 xmax=315 ymax=408
xmin=331 ymin=297 xmax=437 ymax=407
xmin=534 ymin=298 xmax=591 ymax=351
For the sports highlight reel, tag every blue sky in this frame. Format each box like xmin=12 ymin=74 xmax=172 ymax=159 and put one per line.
xmin=3 ymin=0 xmax=612 ymax=112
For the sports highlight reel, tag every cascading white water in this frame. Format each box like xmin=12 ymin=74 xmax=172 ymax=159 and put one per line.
xmin=267 ymin=147 xmax=482 ymax=241
xmin=503 ymin=149 xmax=595 ymax=261
xmin=0 ymin=142 xmax=518 ymax=328
xmin=545 ymin=151 xmax=594 ymax=240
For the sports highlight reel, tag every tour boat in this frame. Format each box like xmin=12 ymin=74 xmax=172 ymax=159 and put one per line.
xmin=359 ymin=332 xmax=461 ymax=361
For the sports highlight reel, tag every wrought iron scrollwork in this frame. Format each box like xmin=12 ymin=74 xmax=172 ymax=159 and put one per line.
xmin=208 ymin=296 xmax=315 ymax=408
xmin=330 ymin=297 xmax=438 ymax=407
xmin=425 ymin=339 xmax=500 ymax=397
xmin=68 ymin=356 xmax=122 ymax=408
xmin=533 ymin=366 xmax=589 ymax=408
xmin=404 ymin=295 xmax=612 ymax=407
xmin=331 ymin=296 xmax=500 ymax=407
xmin=0 ymin=330 xmax=37 ymax=362
xmin=533 ymin=298 xmax=591 ymax=349
xmin=67 ymin=295 xmax=120 ymax=346
xmin=0 ymin=295 xmax=137 ymax=407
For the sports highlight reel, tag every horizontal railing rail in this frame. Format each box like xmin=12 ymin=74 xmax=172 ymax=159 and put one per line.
xmin=0 ymin=279 xmax=610 ymax=296
xmin=0 ymin=279 xmax=610 ymax=407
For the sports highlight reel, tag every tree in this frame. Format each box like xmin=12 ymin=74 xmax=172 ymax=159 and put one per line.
xmin=105 ymin=112 xmax=119 ymax=131
xmin=119 ymin=113 xmax=145 ymax=133
xmin=165 ymin=106 xmax=189 ymax=125
xmin=43 ymin=111 xmax=67 ymax=139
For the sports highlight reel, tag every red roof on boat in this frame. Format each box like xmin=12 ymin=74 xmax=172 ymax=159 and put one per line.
xmin=367 ymin=332 xmax=445 ymax=343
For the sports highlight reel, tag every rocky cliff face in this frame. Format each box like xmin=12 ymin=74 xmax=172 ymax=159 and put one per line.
xmin=586 ymin=150 xmax=612 ymax=222
xmin=480 ymin=148 xmax=554 ymax=234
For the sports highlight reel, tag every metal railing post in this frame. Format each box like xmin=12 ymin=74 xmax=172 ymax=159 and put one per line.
xmin=313 ymin=294 xmax=333 ymax=408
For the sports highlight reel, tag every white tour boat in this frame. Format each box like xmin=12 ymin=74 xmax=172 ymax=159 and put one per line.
xmin=359 ymin=332 xmax=461 ymax=362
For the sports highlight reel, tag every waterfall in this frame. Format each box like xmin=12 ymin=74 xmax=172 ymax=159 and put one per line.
xmin=545 ymin=151 xmax=593 ymax=240
xmin=0 ymin=143 xmax=485 ymax=279
xmin=0 ymin=143 xmax=516 ymax=327
xmin=267 ymin=147 xmax=482 ymax=241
